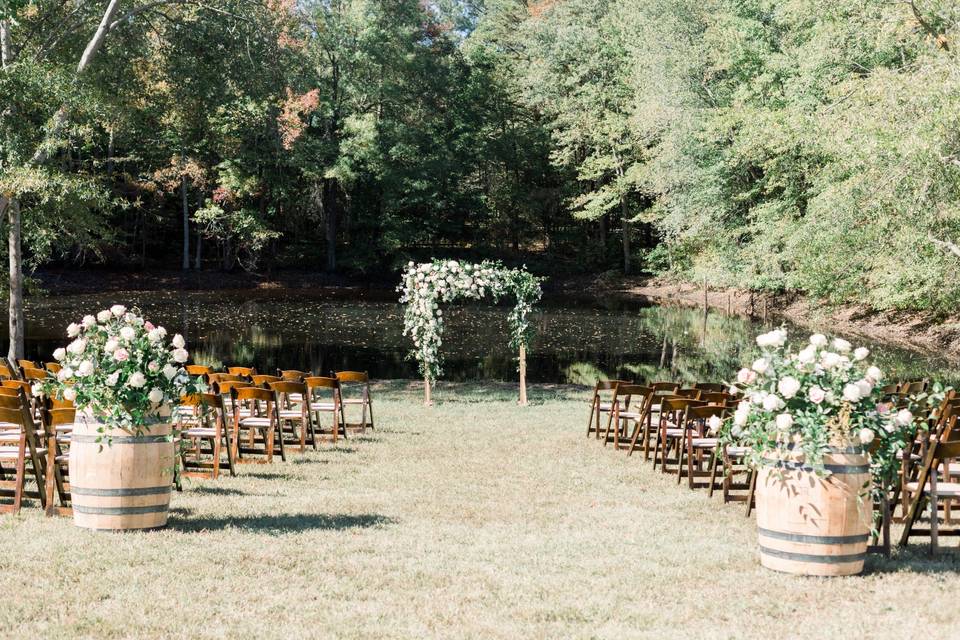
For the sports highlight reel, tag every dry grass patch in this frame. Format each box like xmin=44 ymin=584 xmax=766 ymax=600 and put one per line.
xmin=1 ymin=381 xmax=958 ymax=638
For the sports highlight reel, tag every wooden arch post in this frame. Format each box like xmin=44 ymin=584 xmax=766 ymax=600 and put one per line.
xmin=424 ymin=375 xmax=432 ymax=407
xmin=518 ymin=344 xmax=528 ymax=406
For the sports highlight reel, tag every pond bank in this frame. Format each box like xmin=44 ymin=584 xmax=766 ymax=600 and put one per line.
xmin=566 ymin=275 xmax=960 ymax=363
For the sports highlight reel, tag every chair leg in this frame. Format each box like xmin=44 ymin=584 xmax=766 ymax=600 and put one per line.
xmin=745 ymin=469 xmax=757 ymax=517
xmin=45 ymin=435 xmax=57 ymax=516
xmin=707 ymin=450 xmax=720 ymax=497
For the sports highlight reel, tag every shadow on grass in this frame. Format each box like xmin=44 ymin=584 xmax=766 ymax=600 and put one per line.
xmin=187 ymin=485 xmax=249 ymax=496
xmin=169 ymin=512 xmax=394 ymax=534
xmin=865 ymin=546 xmax=960 ymax=574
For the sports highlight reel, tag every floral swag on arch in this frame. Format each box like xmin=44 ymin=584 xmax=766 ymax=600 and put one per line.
xmin=398 ymin=260 xmax=544 ymax=405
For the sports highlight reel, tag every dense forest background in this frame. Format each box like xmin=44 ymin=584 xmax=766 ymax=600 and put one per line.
xmin=2 ymin=0 xmax=960 ymax=313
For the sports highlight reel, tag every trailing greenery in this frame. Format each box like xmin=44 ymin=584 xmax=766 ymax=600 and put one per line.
xmin=3 ymin=1 xmax=960 ymax=314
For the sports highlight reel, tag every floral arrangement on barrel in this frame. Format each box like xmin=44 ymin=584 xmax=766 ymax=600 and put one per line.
xmin=43 ymin=305 xmax=198 ymax=436
xmin=722 ymin=328 xmax=921 ymax=499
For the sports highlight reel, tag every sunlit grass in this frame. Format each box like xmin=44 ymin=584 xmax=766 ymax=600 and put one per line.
xmin=0 ymin=382 xmax=957 ymax=638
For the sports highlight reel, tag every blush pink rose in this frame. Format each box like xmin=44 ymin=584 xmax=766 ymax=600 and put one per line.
xmin=113 ymin=348 xmax=130 ymax=362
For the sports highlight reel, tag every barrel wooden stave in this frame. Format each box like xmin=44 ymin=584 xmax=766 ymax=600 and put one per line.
xmin=756 ymin=449 xmax=871 ymax=576
xmin=69 ymin=417 xmax=174 ymax=531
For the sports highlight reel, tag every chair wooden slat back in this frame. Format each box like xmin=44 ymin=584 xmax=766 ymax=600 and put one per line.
xmin=650 ymin=382 xmax=680 ymax=394
xmin=673 ymin=388 xmax=702 ymax=400
xmin=269 ymin=381 xmax=315 ymax=452
xmin=0 ymin=362 xmax=12 ymax=380
xmin=21 ymin=367 xmax=47 ymax=382
xmin=693 ymin=382 xmax=725 ymax=393
xmin=699 ymin=391 xmax=733 ymax=406
xmin=603 ymin=384 xmax=653 ymax=452
xmin=252 ymin=375 xmax=281 ymax=387
xmin=17 ymin=359 xmax=38 ymax=372
xmin=227 ymin=366 xmax=257 ymax=379
xmin=279 ymin=369 xmax=309 ymax=381
xmin=44 ymin=362 xmax=62 ymax=375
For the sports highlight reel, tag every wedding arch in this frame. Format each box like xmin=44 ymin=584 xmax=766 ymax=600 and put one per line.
xmin=398 ymin=259 xmax=544 ymax=405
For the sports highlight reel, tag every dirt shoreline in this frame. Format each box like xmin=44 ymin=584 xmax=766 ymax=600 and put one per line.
xmin=32 ymin=268 xmax=960 ymax=361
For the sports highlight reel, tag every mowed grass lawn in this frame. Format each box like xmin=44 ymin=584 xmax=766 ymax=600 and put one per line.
xmin=2 ymin=382 xmax=959 ymax=638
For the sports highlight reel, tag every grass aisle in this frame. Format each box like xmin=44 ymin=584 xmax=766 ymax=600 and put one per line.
xmin=1 ymin=382 xmax=959 ymax=638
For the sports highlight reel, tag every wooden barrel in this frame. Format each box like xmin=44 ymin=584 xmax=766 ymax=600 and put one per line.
xmin=69 ymin=414 xmax=175 ymax=531
xmin=755 ymin=447 xmax=871 ymax=576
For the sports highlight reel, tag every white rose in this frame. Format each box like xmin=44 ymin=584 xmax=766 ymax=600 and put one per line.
xmin=104 ymin=339 xmax=118 ymax=353
xmin=842 ymin=383 xmax=862 ymax=403
xmin=775 ymin=413 xmax=793 ymax=431
xmin=796 ymin=346 xmax=816 ymax=365
xmin=148 ymin=329 xmax=163 ymax=343
xmin=808 ymin=386 xmax=826 ymax=404
xmin=128 ymin=372 xmax=146 ymax=388
xmin=105 ymin=371 xmax=120 ymax=386
xmin=756 ymin=332 xmax=773 ymax=348
xmin=736 ymin=368 xmax=752 ymax=384
xmin=734 ymin=411 xmax=748 ymax=427
xmin=119 ymin=326 xmax=136 ymax=341
xmin=67 ymin=322 xmax=81 ymax=338
xmin=156 ymin=326 xmax=167 ymax=338
xmin=751 ymin=358 xmax=770 ymax=375
xmin=859 ymin=428 xmax=874 ymax=445
xmin=866 ymin=366 xmax=882 ymax=383
xmin=820 ymin=352 xmax=841 ymax=369
xmin=708 ymin=415 xmax=723 ymax=434
xmin=762 ymin=394 xmax=783 ymax=412
xmin=832 ymin=338 xmax=852 ymax=353
xmin=62 ymin=387 xmax=77 ymax=402
xmin=67 ymin=338 xmax=86 ymax=355
xmin=53 ymin=347 xmax=66 ymax=361
xmin=731 ymin=424 xmax=744 ymax=437
xmin=57 ymin=367 xmax=74 ymax=381
xmin=172 ymin=348 xmax=189 ymax=363
xmin=853 ymin=347 xmax=870 ymax=361
xmin=809 ymin=334 xmax=828 ymax=347
xmin=750 ymin=391 xmax=767 ymax=405
xmin=777 ymin=376 xmax=801 ymax=399
xmin=148 ymin=388 xmax=164 ymax=403
xmin=30 ymin=383 xmax=43 ymax=398
xmin=97 ymin=310 xmax=112 ymax=323
xmin=855 ymin=379 xmax=873 ymax=398
xmin=82 ymin=315 xmax=96 ymax=328
xmin=895 ymin=409 xmax=913 ymax=427
xmin=172 ymin=334 xmax=186 ymax=349
xmin=162 ymin=364 xmax=178 ymax=380
xmin=77 ymin=361 xmax=94 ymax=377
xmin=110 ymin=304 xmax=126 ymax=317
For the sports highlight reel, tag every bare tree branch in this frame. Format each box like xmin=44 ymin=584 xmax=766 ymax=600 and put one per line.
xmin=909 ymin=0 xmax=950 ymax=50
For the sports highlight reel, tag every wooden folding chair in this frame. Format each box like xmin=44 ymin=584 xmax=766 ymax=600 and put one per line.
xmin=185 ymin=365 xmax=213 ymax=383
xmin=208 ymin=373 xmax=244 ymax=386
xmin=44 ymin=362 xmax=62 ymax=375
xmin=335 ymin=371 xmax=375 ymax=432
xmin=653 ymin=397 xmax=704 ymax=473
xmin=214 ymin=380 xmax=252 ymax=434
xmin=178 ymin=393 xmax=235 ymax=479
xmin=0 ymin=361 xmax=13 ymax=381
xmin=252 ymin=374 xmax=281 ymax=387
xmin=0 ymin=390 xmax=47 ymax=513
xmin=17 ymin=359 xmax=38 ymax=376
xmin=3 ymin=379 xmax=40 ymax=421
xmin=279 ymin=369 xmax=309 ymax=382
xmin=42 ymin=406 xmax=73 ymax=516
xmin=680 ymin=404 xmax=726 ymax=489
xmin=231 ymin=386 xmax=284 ymax=464
xmin=227 ymin=366 xmax=257 ymax=379
xmin=305 ymin=376 xmax=347 ymax=443
xmin=270 ymin=381 xmax=316 ymax=452
xmin=21 ymin=366 xmax=47 ymax=382
xmin=603 ymin=384 xmax=653 ymax=452
xmin=586 ymin=380 xmax=628 ymax=439
xmin=899 ymin=429 xmax=960 ymax=552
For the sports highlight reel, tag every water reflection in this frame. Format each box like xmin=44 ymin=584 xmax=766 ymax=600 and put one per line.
xmin=7 ymin=289 xmax=957 ymax=385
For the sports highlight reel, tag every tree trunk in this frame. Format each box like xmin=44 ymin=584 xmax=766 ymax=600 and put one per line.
xmin=324 ymin=178 xmax=338 ymax=272
xmin=0 ymin=19 xmax=11 ymax=68
xmin=621 ymin=198 xmax=632 ymax=275
xmin=6 ymin=198 xmax=23 ymax=361
xmin=180 ymin=175 xmax=190 ymax=270
xmin=194 ymin=190 xmax=203 ymax=269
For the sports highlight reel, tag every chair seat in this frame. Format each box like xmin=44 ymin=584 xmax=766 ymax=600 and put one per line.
xmin=310 ymin=403 xmax=337 ymax=412
xmin=278 ymin=410 xmax=305 ymax=419
xmin=239 ymin=417 xmax=272 ymax=428
xmin=663 ymin=428 xmax=685 ymax=437
xmin=896 ymin=450 xmax=922 ymax=461
xmin=616 ymin=411 xmax=643 ymax=420
xmin=588 ymin=401 xmax=612 ymax=412
xmin=906 ymin=481 xmax=960 ymax=497
xmin=183 ymin=428 xmax=217 ymax=438
xmin=341 ymin=398 xmax=368 ymax=405
xmin=725 ymin=446 xmax=749 ymax=457
xmin=0 ymin=445 xmax=46 ymax=459
xmin=691 ymin=437 xmax=718 ymax=448
xmin=54 ymin=425 xmax=74 ymax=432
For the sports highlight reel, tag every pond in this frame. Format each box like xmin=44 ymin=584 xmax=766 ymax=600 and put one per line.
xmin=8 ymin=289 xmax=959 ymax=386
